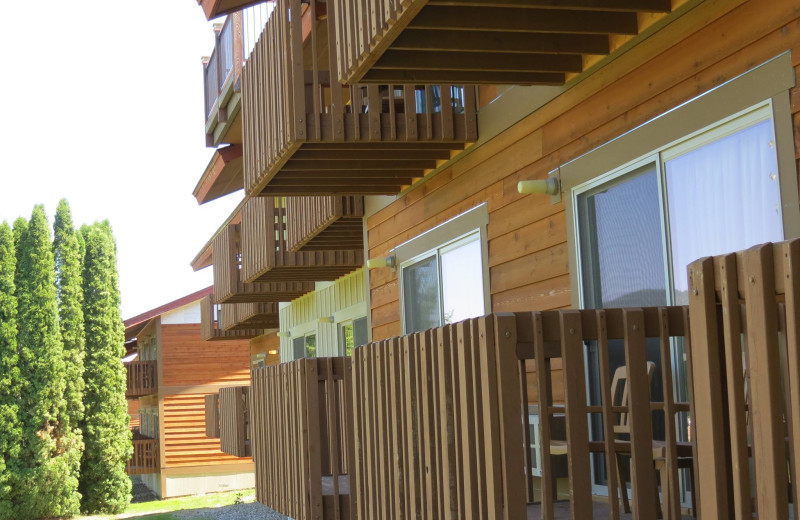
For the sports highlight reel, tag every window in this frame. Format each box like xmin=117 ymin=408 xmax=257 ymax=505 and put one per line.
xmin=292 ymin=333 xmax=317 ymax=359
xmin=339 ymin=316 xmax=368 ymax=357
xmin=396 ymin=204 xmax=489 ymax=334
xmin=562 ymin=54 xmax=800 ymax=498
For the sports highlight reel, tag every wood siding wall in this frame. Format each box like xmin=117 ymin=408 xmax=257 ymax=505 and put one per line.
xmin=161 ymin=324 xmax=251 ymax=388
xmin=163 ymin=394 xmax=252 ymax=468
xmin=366 ymin=0 xmax=800 ymax=402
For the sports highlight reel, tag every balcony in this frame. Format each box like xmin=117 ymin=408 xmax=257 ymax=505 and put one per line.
xmin=219 ymin=301 xmax=280 ymax=331
xmin=242 ymin=0 xmax=477 ymax=197
xmin=125 ymin=360 xmax=158 ymax=398
xmin=203 ymin=13 xmax=243 ymax=147
xmin=205 ymin=393 xmax=220 ymax=438
xmin=286 ymin=196 xmax=364 ymax=252
xmin=332 ymin=0 xmax=672 ymax=85
xmin=127 ymin=431 xmax=159 ymax=476
xmin=212 ymin=222 xmax=316 ymax=303
xmin=200 ymin=294 xmax=265 ymax=341
xmin=219 ymin=386 xmax=250 ymax=458
xmin=240 ymin=197 xmax=364 ymax=283
xmin=246 ymin=240 xmax=800 ymax=519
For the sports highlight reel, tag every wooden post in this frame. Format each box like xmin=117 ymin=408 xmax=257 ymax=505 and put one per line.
xmin=687 ymin=257 xmax=731 ymax=519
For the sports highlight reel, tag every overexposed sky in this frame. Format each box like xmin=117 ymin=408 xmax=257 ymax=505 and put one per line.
xmin=0 ymin=0 xmax=241 ymax=319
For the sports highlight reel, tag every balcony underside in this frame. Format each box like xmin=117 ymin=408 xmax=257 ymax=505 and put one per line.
xmin=287 ymin=196 xmax=365 ymax=252
xmin=334 ymin=0 xmax=672 ymax=85
xmin=220 ymin=302 xmax=280 ymax=331
xmin=254 ymin=141 xmax=466 ymax=196
xmin=198 ymin=0 xmax=263 ymax=20
xmin=218 ymin=280 xmax=315 ymax=304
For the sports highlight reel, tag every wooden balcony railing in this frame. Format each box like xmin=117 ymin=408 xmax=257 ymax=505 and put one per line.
xmin=202 ymin=13 xmax=243 ymax=147
xmin=240 ymin=197 xmax=364 ymax=283
xmin=687 ymin=241 xmax=800 ymax=520
xmin=332 ymin=0 xmax=672 ymax=85
xmin=200 ymin=294 xmax=264 ymax=341
xmin=220 ymin=386 xmax=250 ymax=458
xmin=243 ymin=240 xmax=800 ymax=519
xmin=211 ymin=223 xmax=315 ymax=303
xmin=251 ymin=357 xmax=354 ymax=520
xmin=219 ymin=302 xmax=280 ymax=332
xmin=205 ymin=393 xmax=221 ymax=438
xmin=125 ymin=360 xmax=158 ymax=398
xmin=241 ymin=0 xmax=477 ymax=197
xmin=286 ymin=196 xmax=364 ymax=252
xmin=127 ymin=432 xmax=159 ymax=475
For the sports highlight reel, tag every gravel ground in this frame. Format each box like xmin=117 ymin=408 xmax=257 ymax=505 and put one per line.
xmin=172 ymin=502 xmax=289 ymax=520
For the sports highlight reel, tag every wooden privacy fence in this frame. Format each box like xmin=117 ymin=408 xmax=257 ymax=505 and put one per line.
xmin=219 ymin=386 xmax=250 ymax=458
xmin=353 ymin=315 xmax=526 ymax=520
xmin=125 ymin=360 xmax=157 ymax=398
xmin=127 ymin=432 xmax=159 ymax=476
xmin=251 ymin=357 xmax=355 ymax=520
xmin=241 ymin=0 xmax=476 ymax=197
xmin=688 ymin=240 xmax=800 ymax=520
xmin=205 ymin=393 xmax=220 ymax=438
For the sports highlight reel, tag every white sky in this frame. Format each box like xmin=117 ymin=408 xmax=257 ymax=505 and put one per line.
xmin=0 ymin=0 xmax=241 ymax=319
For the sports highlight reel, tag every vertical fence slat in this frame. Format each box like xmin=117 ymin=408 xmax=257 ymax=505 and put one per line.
xmin=783 ymin=239 xmax=800 ymax=520
xmin=743 ymin=244 xmax=790 ymax=520
xmin=560 ymin=311 xmax=592 ymax=520
xmin=596 ymin=310 xmax=620 ymax=520
xmin=533 ymin=312 xmax=555 ymax=520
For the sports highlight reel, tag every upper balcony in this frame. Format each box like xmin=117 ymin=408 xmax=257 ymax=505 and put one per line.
xmin=200 ymin=294 xmax=265 ymax=340
xmin=203 ymin=13 xmax=243 ymax=148
xmin=240 ymin=196 xmax=364 ymax=283
xmin=125 ymin=360 xmax=158 ymax=399
xmin=211 ymin=222 xmax=316 ymax=303
xmin=332 ymin=0 xmax=673 ymax=85
xmin=242 ymin=0 xmax=477 ymax=197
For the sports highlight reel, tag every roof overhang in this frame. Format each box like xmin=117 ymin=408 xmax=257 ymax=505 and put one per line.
xmin=123 ymin=286 xmax=214 ymax=338
xmin=198 ymin=0 xmax=268 ymax=20
xmin=193 ymin=145 xmax=244 ymax=205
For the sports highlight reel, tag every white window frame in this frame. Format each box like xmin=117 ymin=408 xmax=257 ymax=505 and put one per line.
xmin=395 ymin=204 xmax=490 ymax=334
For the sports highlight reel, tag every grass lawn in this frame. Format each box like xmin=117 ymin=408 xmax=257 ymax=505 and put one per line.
xmin=79 ymin=488 xmax=255 ymax=520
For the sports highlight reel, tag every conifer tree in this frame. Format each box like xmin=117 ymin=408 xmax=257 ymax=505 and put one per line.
xmin=53 ymin=199 xmax=86 ymax=501
xmin=12 ymin=217 xmax=27 ymax=288
xmin=15 ymin=205 xmax=81 ymax=518
xmin=80 ymin=222 xmax=131 ymax=514
xmin=0 ymin=222 xmax=22 ymax=520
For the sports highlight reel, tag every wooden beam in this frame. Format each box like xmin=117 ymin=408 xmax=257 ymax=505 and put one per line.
xmin=282 ymin=159 xmax=437 ymax=170
xmin=261 ymin=186 xmax=405 ymax=195
xmin=361 ymin=68 xmax=566 ymax=85
xmin=393 ymin=29 xmax=611 ymax=54
xmin=409 ymin=6 xmax=640 ymax=34
xmin=290 ymin=149 xmax=453 ymax=160
xmin=277 ymin=171 xmax=422 ymax=179
xmin=269 ymin=177 xmax=416 ymax=186
xmin=374 ymin=49 xmax=584 ymax=72
xmin=299 ymin=142 xmax=464 ymax=151
xmin=426 ymin=0 xmax=671 ymax=12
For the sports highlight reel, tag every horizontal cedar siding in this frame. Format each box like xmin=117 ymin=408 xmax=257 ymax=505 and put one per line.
xmin=366 ymin=0 xmax=800 ymax=404
xmin=367 ymin=0 xmax=800 ymax=339
xmin=163 ymin=394 xmax=252 ymax=468
xmin=160 ymin=324 xmax=250 ymax=388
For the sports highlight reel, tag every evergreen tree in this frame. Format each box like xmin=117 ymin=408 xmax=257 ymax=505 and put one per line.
xmin=80 ymin=222 xmax=131 ymax=514
xmin=12 ymin=217 xmax=27 ymax=289
xmin=15 ymin=205 xmax=81 ymax=518
xmin=53 ymin=199 xmax=86 ymax=502
xmin=0 ymin=222 xmax=22 ymax=520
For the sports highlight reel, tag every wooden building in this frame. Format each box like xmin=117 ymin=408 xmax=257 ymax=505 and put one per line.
xmin=123 ymin=288 xmax=268 ymax=498
xmin=190 ymin=0 xmax=800 ymax=517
